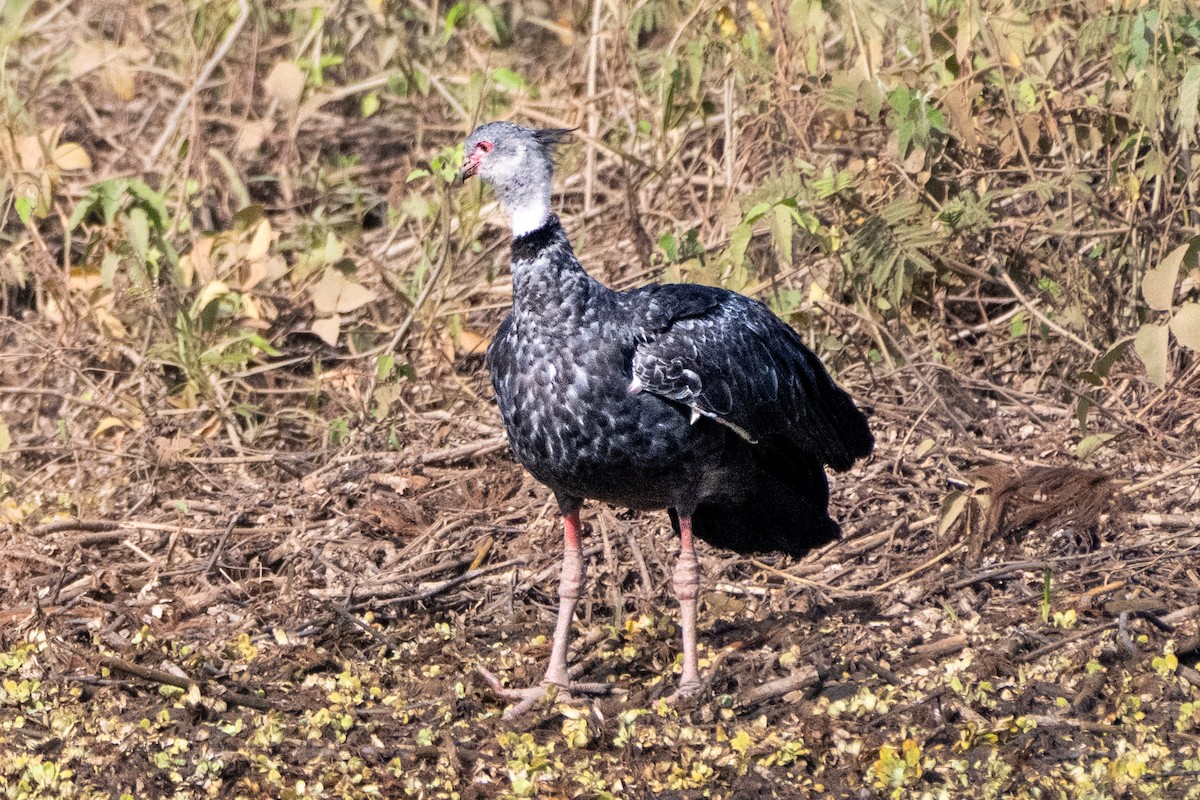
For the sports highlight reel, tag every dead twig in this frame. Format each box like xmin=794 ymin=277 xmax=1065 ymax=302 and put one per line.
xmin=29 ymin=519 xmax=119 ymax=537
xmin=149 ymin=0 xmax=251 ymax=162
xmin=998 ymin=270 xmax=1099 ymax=356
xmin=740 ymin=664 xmax=820 ymax=706
xmin=875 ymin=543 xmax=964 ymax=592
xmin=205 ymin=511 xmax=241 ymax=577
xmin=343 ymin=557 xmax=527 ymax=610
xmin=96 ymin=652 xmax=272 ymax=712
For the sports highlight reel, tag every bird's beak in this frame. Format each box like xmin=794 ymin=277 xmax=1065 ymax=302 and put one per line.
xmin=458 ymin=153 xmax=481 ymax=183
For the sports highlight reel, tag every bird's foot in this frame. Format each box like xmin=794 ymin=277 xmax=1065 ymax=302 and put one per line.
xmin=665 ymin=677 xmax=703 ymax=707
xmin=476 ymin=667 xmax=610 ymax=719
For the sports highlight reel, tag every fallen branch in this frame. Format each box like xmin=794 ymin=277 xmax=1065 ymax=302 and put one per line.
xmin=29 ymin=519 xmax=119 ymax=537
xmin=740 ymin=664 xmax=820 ymax=706
xmin=1022 ymin=621 xmax=1119 ymax=663
xmin=97 ymin=653 xmax=272 ymax=712
xmin=340 ymin=557 xmax=528 ymax=610
xmin=1135 ymin=512 xmax=1200 ymax=529
xmin=414 ymin=435 xmax=509 ymax=467
xmin=904 ymin=634 xmax=969 ymax=664
xmin=30 ymin=518 xmax=310 ymax=539
xmin=876 ymin=543 xmax=964 ymax=591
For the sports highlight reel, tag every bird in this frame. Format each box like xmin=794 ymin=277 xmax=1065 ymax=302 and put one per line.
xmin=460 ymin=121 xmax=873 ymax=717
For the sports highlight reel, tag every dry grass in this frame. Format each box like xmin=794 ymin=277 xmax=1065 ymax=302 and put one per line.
xmin=2 ymin=1 xmax=1200 ymax=798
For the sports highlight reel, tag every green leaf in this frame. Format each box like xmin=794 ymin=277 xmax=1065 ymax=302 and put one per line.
xmin=1133 ymin=322 xmax=1170 ymax=388
xmin=2 ymin=0 xmax=34 ymax=28
xmin=729 ymin=223 xmax=752 ymax=269
xmin=361 ymin=91 xmax=380 ymax=118
xmin=443 ymin=2 xmax=469 ymax=41
xmin=1091 ymin=336 xmax=1134 ymax=378
xmin=492 ymin=67 xmax=526 ymax=93
xmin=245 ymin=333 xmax=282 ymax=357
xmin=658 ymin=232 xmax=678 ymax=262
xmin=232 ymin=204 xmax=265 ymax=230
xmin=1016 ymin=79 xmax=1038 ymax=113
xmin=375 ymin=353 xmax=395 ymax=380
xmin=897 ymin=120 xmax=915 ymax=159
xmin=471 ymin=3 xmax=507 ymax=44
xmin=743 ymin=202 xmax=772 ymax=224
xmin=14 ymin=195 xmax=32 ymax=225
xmin=127 ymin=207 xmax=150 ymax=262
xmin=1076 ymin=433 xmax=1114 ymax=459
xmin=860 ymin=79 xmax=884 ymax=122
xmin=98 ymin=179 xmax=126 ymax=226
xmin=771 ymin=204 xmax=794 ymax=265
xmin=67 ymin=194 xmax=94 ymax=231
xmin=1075 ymin=393 xmax=1094 ymax=430
xmin=100 ymin=251 xmax=120 ymax=289
xmin=926 ymin=107 xmax=947 ymax=134
xmin=127 ymin=179 xmax=169 ymax=229
xmin=887 ymin=87 xmax=914 ymax=115
xmin=1009 ymin=312 xmax=1029 ymax=337
xmin=385 ymin=73 xmax=409 ymax=97
xmin=411 ymin=64 xmax=430 ymax=95
xmin=790 ymin=207 xmax=820 ymax=233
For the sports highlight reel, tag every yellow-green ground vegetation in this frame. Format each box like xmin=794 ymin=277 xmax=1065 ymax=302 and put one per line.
xmin=3 ymin=0 xmax=1200 ymax=797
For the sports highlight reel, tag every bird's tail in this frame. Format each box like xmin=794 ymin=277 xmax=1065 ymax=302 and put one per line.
xmin=670 ymin=448 xmax=840 ymax=557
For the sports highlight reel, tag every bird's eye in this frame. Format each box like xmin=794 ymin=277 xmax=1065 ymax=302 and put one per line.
xmin=477 ymin=141 xmax=493 ymax=154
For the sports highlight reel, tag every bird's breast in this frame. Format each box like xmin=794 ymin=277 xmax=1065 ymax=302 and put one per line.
xmin=489 ymin=317 xmax=716 ymax=507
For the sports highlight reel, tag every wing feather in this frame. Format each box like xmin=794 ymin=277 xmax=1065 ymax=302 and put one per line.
xmin=629 ymin=284 xmax=872 ymax=470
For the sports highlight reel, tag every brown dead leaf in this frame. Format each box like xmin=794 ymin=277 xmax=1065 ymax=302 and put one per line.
xmin=264 ymin=61 xmax=306 ymax=109
xmin=236 ymin=120 xmax=272 ymax=154
xmin=312 ymin=315 xmax=341 ymax=346
xmin=457 ymin=329 xmax=490 ymax=357
xmin=310 ymin=268 xmax=377 ymax=315
xmin=1170 ymin=302 xmax=1200 ymax=352
xmin=246 ymin=218 xmax=273 ymax=261
xmin=52 ymin=142 xmax=91 ymax=171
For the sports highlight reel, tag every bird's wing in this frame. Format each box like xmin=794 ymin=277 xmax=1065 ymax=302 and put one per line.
xmin=486 ymin=314 xmax=518 ymax=413
xmin=629 ymin=284 xmax=873 ymax=470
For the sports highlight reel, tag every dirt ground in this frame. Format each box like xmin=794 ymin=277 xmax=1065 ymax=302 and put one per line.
xmin=3 ymin=311 xmax=1200 ymax=799
xmin=4 ymin=1 xmax=1200 ymax=797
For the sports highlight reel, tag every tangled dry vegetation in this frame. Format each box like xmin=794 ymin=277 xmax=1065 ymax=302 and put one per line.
xmin=2 ymin=0 xmax=1200 ymax=798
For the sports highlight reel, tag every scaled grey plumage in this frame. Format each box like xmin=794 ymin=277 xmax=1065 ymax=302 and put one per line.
xmin=486 ymin=215 xmax=872 ymax=555
xmin=462 ymin=121 xmax=872 ymax=715
xmin=467 ymin=121 xmax=873 ymax=554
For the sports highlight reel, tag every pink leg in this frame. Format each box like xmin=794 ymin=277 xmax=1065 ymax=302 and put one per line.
xmin=671 ymin=515 xmax=702 ymax=699
xmin=479 ymin=509 xmax=608 ymax=717
xmin=543 ymin=509 xmax=584 ymax=687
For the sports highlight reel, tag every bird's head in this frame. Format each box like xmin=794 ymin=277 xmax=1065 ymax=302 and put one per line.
xmin=460 ymin=122 xmax=572 ymax=237
xmin=460 ymin=121 xmax=570 ymax=184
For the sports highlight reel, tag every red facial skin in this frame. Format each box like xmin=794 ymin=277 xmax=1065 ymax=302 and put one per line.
xmin=460 ymin=140 xmax=493 ymax=178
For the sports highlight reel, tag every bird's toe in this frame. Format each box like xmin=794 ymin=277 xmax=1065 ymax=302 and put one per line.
xmin=477 ymin=667 xmax=611 ymax=719
xmin=665 ymin=678 xmax=704 ymax=707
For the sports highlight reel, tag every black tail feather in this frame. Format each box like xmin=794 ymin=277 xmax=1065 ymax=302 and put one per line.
xmin=670 ymin=449 xmax=840 ymax=557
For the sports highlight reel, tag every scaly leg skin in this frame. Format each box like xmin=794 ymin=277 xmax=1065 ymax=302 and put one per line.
xmin=478 ymin=509 xmax=609 ymax=718
xmin=668 ymin=514 xmax=702 ymax=703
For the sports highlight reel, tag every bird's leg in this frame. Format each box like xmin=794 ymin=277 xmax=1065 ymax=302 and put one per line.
xmin=478 ymin=509 xmax=608 ymax=718
xmin=543 ymin=508 xmax=584 ymax=687
xmin=670 ymin=514 xmax=702 ymax=700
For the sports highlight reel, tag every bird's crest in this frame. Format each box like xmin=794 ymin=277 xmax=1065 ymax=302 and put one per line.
xmin=533 ymin=128 xmax=573 ymax=150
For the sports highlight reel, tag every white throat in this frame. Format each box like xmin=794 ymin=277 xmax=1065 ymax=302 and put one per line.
xmin=508 ymin=195 xmax=551 ymax=238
